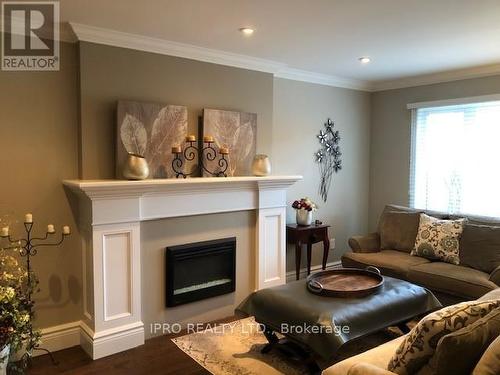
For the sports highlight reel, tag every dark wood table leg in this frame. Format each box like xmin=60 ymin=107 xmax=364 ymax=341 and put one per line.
xmin=295 ymin=241 xmax=302 ymax=280
xmin=307 ymin=243 xmax=312 ymax=275
xmin=322 ymin=233 xmax=330 ymax=270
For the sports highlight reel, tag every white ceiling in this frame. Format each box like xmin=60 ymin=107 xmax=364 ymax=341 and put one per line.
xmin=59 ymin=0 xmax=500 ymax=90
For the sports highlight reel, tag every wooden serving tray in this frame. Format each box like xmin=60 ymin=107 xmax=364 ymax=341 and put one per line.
xmin=306 ymin=267 xmax=384 ymax=298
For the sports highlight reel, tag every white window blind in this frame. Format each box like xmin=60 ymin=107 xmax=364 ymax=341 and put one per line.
xmin=409 ymin=99 xmax=500 ymax=218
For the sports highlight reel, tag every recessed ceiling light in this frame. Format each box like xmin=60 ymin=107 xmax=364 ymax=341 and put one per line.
xmin=359 ymin=57 xmax=371 ymax=64
xmin=239 ymin=27 xmax=255 ymax=36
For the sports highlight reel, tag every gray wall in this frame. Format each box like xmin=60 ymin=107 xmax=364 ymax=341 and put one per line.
xmin=273 ymin=78 xmax=371 ymax=266
xmin=0 ymin=39 xmax=372 ymax=331
xmin=0 ymin=41 xmax=82 ymax=328
xmin=369 ymin=75 xmax=500 ymax=228
xmin=13 ymin=37 xmax=494 ymax=331
xmin=78 ymin=42 xmax=274 ymax=179
xmin=77 ymin=42 xmax=373 ymax=267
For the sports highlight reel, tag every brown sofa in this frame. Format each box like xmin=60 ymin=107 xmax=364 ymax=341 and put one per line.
xmin=322 ymin=289 xmax=500 ymax=375
xmin=342 ymin=205 xmax=500 ymax=304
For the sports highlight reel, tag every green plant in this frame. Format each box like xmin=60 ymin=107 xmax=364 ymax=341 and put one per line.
xmin=0 ymin=248 xmax=40 ymax=370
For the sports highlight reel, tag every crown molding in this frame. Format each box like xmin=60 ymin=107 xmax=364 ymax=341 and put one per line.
xmin=69 ymin=22 xmax=500 ymax=93
xmin=372 ymin=63 xmax=500 ymax=92
xmin=275 ymin=67 xmax=372 ymax=91
xmin=69 ymin=22 xmax=372 ymax=91
xmin=70 ymin=22 xmax=286 ymax=74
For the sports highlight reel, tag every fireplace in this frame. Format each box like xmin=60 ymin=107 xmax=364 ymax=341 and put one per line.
xmin=65 ymin=176 xmax=300 ymax=359
xmin=165 ymin=237 xmax=236 ymax=307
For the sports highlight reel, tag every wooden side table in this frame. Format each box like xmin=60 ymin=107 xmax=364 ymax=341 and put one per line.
xmin=286 ymin=223 xmax=330 ymax=280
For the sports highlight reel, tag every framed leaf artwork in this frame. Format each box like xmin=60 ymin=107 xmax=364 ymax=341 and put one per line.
xmin=116 ymin=101 xmax=188 ymax=178
xmin=202 ymin=109 xmax=257 ymax=176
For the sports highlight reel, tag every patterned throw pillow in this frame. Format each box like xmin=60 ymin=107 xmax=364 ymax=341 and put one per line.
xmin=423 ymin=308 xmax=500 ymax=375
xmin=387 ymin=299 xmax=500 ymax=375
xmin=411 ymin=213 xmax=466 ymax=265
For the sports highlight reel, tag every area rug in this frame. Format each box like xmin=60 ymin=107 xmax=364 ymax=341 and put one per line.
xmin=172 ymin=317 xmax=407 ymax=375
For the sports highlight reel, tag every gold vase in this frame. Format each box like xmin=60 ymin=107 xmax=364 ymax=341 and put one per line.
xmin=123 ymin=153 xmax=149 ymax=180
xmin=252 ymin=154 xmax=271 ymax=176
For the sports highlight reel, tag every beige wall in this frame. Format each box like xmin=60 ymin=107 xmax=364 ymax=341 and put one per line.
xmin=78 ymin=42 xmax=274 ymax=179
xmin=273 ymin=78 xmax=371 ymax=266
xmin=141 ymin=211 xmax=255 ymax=339
xmin=369 ymin=75 xmax=500 ymax=228
xmin=0 ymin=41 xmax=82 ymax=328
xmin=2 ymin=37 xmax=497 ymax=332
xmin=1 ymin=39 xmax=372 ymax=331
xmin=75 ymin=44 xmax=373 ymax=329
xmin=3 ymin=34 xmax=498 ymax=334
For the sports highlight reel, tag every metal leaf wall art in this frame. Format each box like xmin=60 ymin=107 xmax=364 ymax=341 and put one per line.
xmin=120 ymin=114 xmax=147 ymax=156
xmin=316 ymin=118 xmax=342 ymax=202
xmin=203 ymin=109 xmax=257 ymax=176
xmin=116 ymin=101 xmax=188 ymax=178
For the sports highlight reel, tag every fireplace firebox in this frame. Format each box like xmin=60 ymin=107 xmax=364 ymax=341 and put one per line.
xmin=165 ymin=237 xmax=236 ymax=307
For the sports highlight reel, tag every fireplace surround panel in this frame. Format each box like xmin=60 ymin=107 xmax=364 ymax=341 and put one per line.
xmin=64 ymin=176 xmax=301 ymax=359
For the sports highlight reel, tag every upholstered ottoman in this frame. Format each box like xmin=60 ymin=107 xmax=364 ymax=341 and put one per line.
xmin=236 ymin=276 xmax=440 ymax=373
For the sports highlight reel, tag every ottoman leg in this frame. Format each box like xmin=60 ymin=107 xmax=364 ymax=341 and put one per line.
xmin=259 ymin=324 xmax=322 ymax=375
xmin=261 ymin=325 xmax=279 ymax=353
xmin=305 ymin=359 xmax=322 ymax=375
xmin=397 ymin=321 xmax=411 ymax=334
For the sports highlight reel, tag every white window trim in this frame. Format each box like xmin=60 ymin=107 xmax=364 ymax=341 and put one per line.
xmin=407 ymin=93 xmax=500 ymax=110
xmin=408 ymin=108 xmax=417 ymax=207
xmin=408 ymin=93 xmax=500 ymax=214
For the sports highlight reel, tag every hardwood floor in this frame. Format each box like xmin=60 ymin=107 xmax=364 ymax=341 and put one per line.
xmin=27 ymin=319 xmax=238 ymax=375
xmin=28 ymin=332 xmax=210 ymax=375
xmin=27 ymin=316 xmax=402 ymax=374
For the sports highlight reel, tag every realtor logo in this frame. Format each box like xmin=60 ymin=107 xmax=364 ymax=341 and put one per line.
xmin=1 ymin=1 xmax=59 ymax=71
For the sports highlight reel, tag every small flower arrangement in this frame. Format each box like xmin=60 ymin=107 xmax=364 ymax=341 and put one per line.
xmin=0 ymin=249 xmax=40 ymax=370
xmin=291 ymin=197 xmax=318 ymax=212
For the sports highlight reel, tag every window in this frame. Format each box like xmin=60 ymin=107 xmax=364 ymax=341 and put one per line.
xmin=409 ymin=96 xmax=500 ymax=218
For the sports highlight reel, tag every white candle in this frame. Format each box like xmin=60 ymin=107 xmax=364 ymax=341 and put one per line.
xmin=47 ymin=224 xmax=55 ymax=234
xmin=62 ymin=226 xmax=70 ymax=235
xmin=25 ymin=213 xmax=33 ymax=223
xmin=1 ymin=227 xmax=9 ymax=237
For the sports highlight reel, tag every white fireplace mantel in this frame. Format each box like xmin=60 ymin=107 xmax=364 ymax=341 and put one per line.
xmin=64 ymin=176 xmax=301 ymax=359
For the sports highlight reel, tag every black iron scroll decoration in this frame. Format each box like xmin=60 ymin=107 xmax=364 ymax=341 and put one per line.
xmin=171 ymin=137 xmax=229 ymax=178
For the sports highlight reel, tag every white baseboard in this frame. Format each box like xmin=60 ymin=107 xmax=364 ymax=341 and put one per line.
xmin=82 ymin=322 xmax=145 ymax=360
xmin=33 ymin=264 xmax=340 ymax=359
xmin=79 ymin=322 xmax=94 ymax=359
xmin=286 ymin=261 xmax=341 ymax=282
xmin=35 ymin=321 xmax=81 ymax=357
xmin=35 ymin=320 xmax=145 ymax=360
